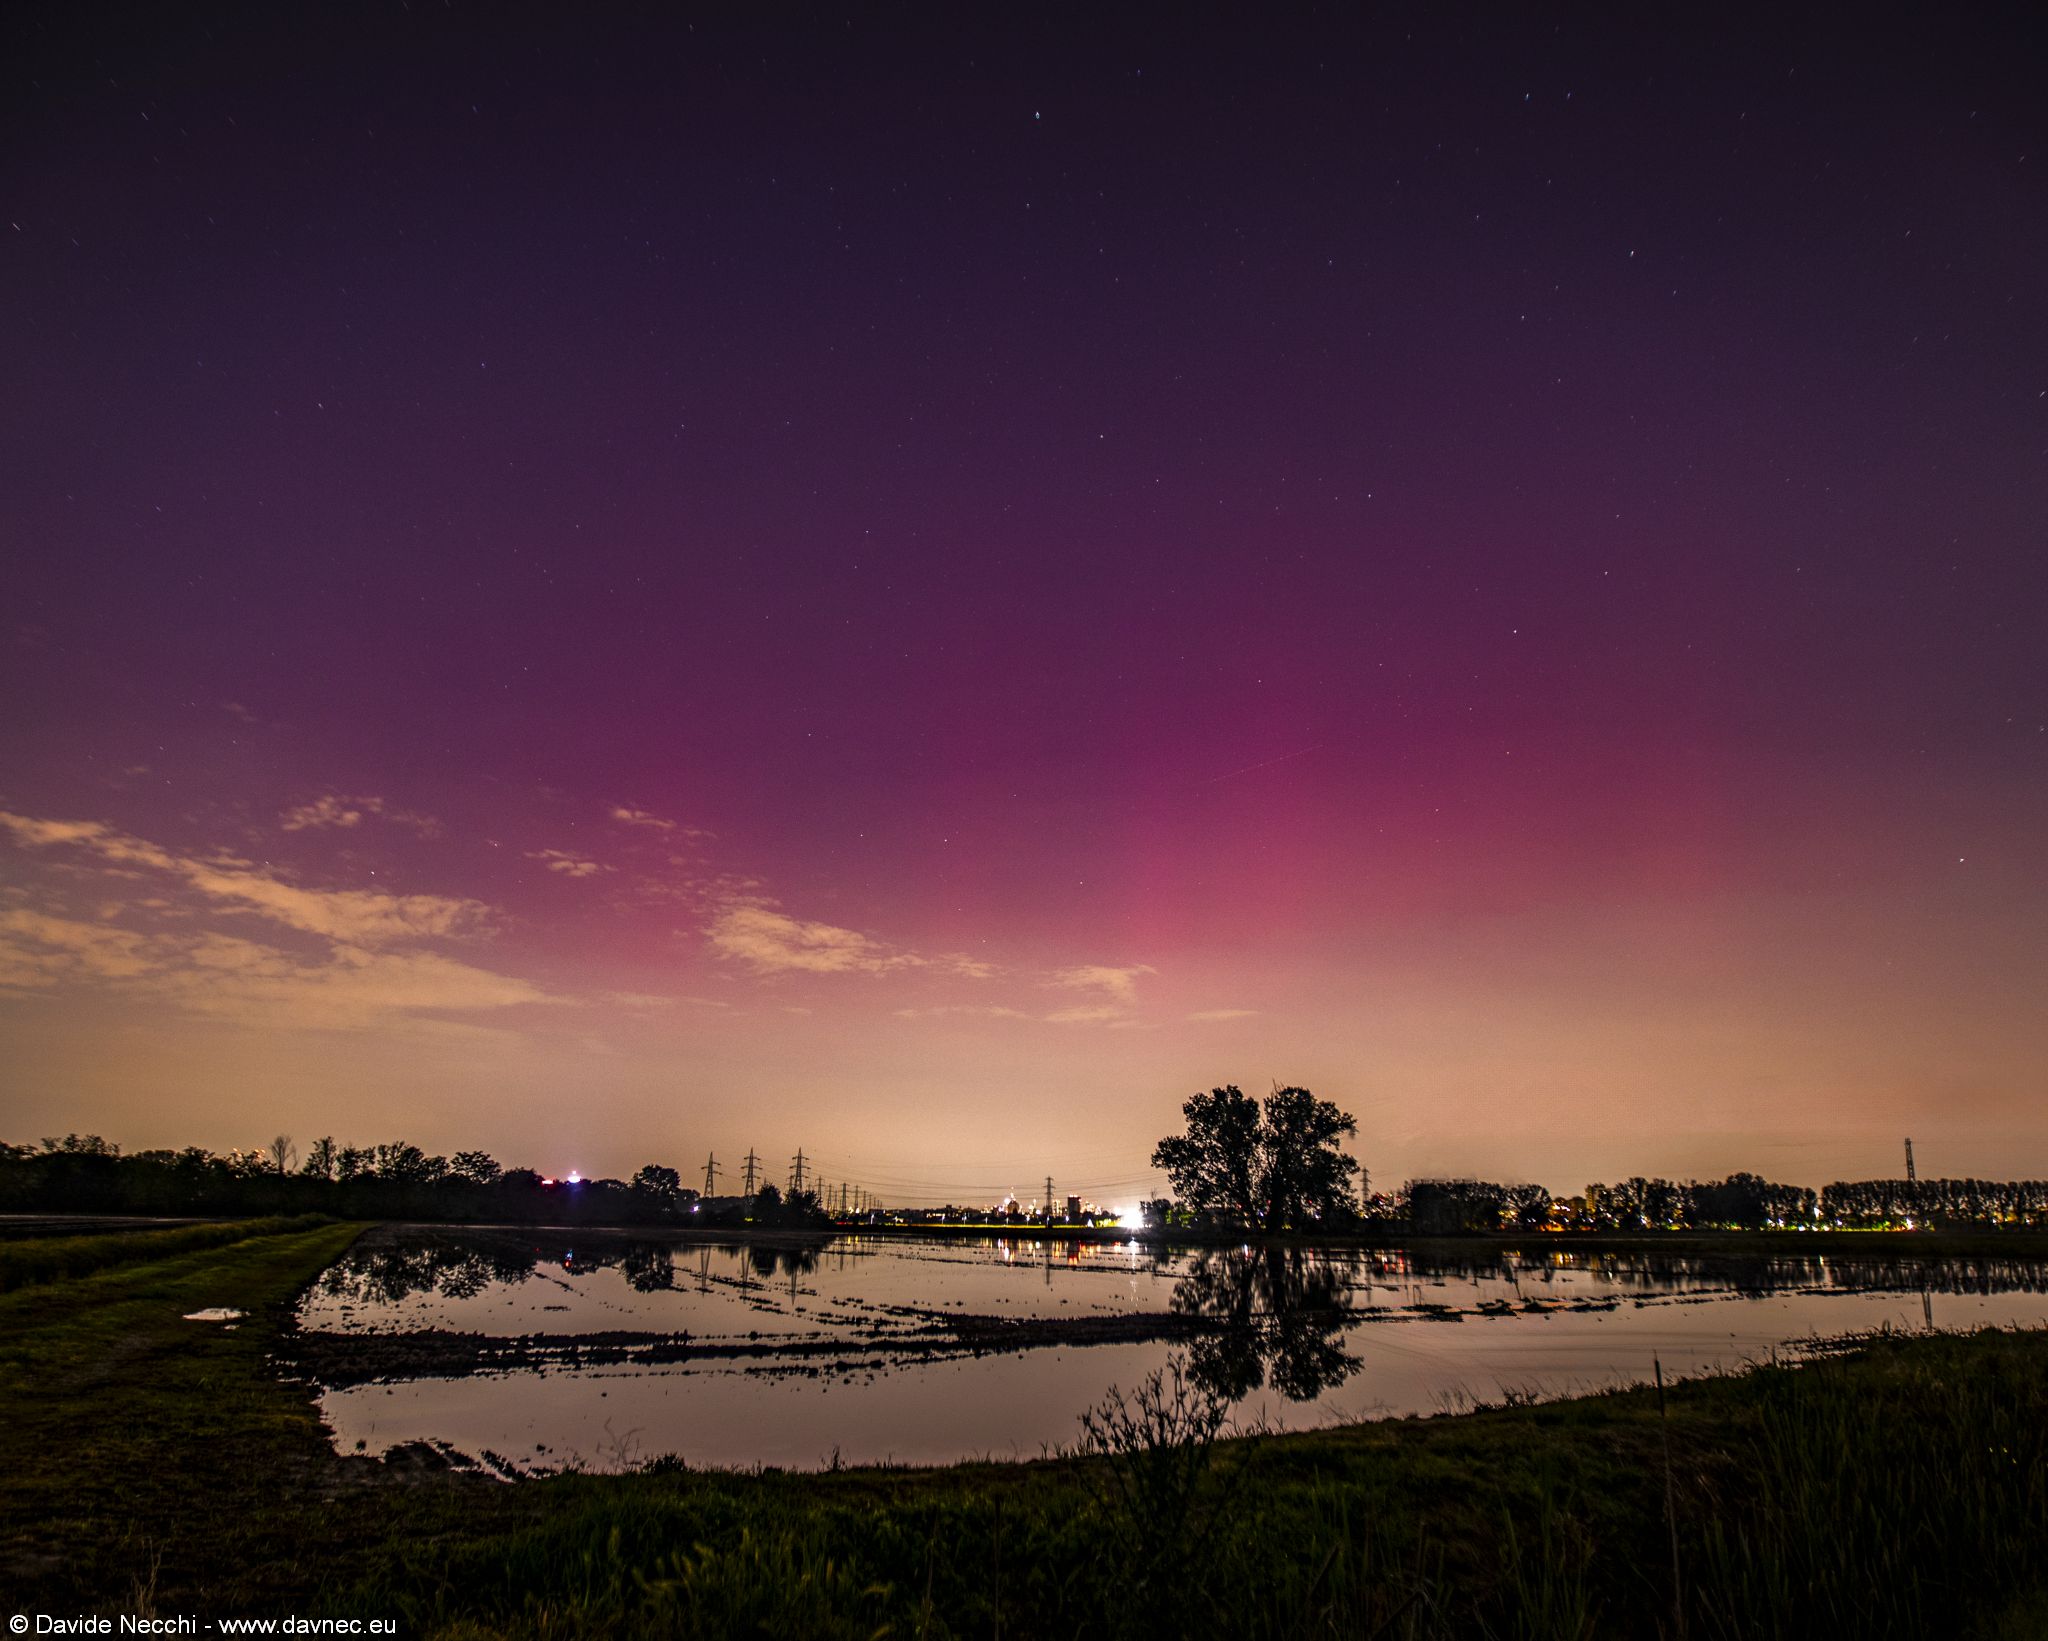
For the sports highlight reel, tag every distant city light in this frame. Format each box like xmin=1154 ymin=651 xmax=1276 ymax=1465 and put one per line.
xmin=567 ymin=1170 xmax=582 ymax=1184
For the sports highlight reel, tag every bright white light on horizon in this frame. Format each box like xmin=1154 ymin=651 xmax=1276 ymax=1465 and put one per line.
xmin=567 ymin=1170 xmax=582 ymax=1184
xmin=1114 ymin=1204 xmax=1142 ymax=1229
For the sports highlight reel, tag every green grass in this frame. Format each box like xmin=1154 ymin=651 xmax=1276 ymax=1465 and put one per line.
xmin=0 ymin=1214 xmax=333 ymax=1291
xmin=2 ymin=1223 xmax=2045 ymax=1637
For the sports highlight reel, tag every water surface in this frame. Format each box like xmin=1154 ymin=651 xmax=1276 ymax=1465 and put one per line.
xmin=301 ymin=1226 xmax=2048 ymax=1474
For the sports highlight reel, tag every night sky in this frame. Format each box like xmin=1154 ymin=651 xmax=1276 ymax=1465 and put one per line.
xmin=4 ymin=7 xmax=2044 ymax=1204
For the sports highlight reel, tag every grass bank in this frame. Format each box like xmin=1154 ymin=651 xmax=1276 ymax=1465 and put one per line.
xmin=0 ymin=1214 xmax=333 ymax=1292
xmin=2 ymin=1223 xmax=2044 ymax=1637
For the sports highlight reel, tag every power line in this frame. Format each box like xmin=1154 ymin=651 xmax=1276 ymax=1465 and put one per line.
xmin=799 ymin=1162 xmax=1163 ymax=1194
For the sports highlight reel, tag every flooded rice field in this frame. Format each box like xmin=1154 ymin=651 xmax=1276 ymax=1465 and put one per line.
xmin=296 ymin=1226 xmax=2048 ymax=1475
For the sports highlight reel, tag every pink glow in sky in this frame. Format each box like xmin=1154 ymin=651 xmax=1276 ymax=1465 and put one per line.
xmin=3 ymin=10 xmax=2044 ymax=1200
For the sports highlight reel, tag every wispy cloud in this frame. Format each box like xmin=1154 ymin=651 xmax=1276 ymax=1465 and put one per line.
xmin=706 ymin=903 xmax=991 ymax=981
xmin=0 ymin=812 xmax=555 ymax=1035
xmin=168 ymin=937 xmax=556 ymax=1029
xmin=528 ymin=848 xmax=608 ymax=879
xmin=0 ymin=907 xmax=555 ymax=1032
xmin=0 ymin=907 xmax=155 ymax=987
xmin=1047 ymin=963 xmax=1157 ymax=1006
xmin=1 ymin=813 xmax=483 ymax=946
xmin=892 ymin=999 xmax=1162 ymax=1028
xmin=708 ymin=906 xmax=917 ymax=976
xmin=1006 ymin=960 xmax=1161 ymax=1026
xmin=599 ymin=989 xmax=734 ymax=1011
xmin=1187 ymin=1007 xmax=1259 ymax=1022
xmin=1044 ymin=1004 xmax=1130 ymax=1025
xmin=281 ymin=795 xmax=366 ymax=831
xmin=280 ymin=794 xmax=441 ymax=837
xmin=894 ymin=1004 xmax=1034 ymax=1020
xmin=611 ymin=805 xmax=713 ymax=840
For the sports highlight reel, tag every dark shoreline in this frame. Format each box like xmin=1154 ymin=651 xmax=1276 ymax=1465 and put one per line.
xmin=6 ymin=1220 xmax=2046 ymax=1633
xmin=13 ymin=1208 xmax=2045 ymax=1258
xmin=383 ymin=1216 xmax=2048 ymax=1260
xmin=15 ymin=1209 xmax=2048 ymax=1264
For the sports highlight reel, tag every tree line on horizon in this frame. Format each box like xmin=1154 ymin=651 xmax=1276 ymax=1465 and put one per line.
xmin=1404 ymin=1174 xmax=1819 ymax=1233
xmin=6 ymin=1121 xmax=2045 ymax=1231
xmin=1145 ymin=1086 xmax=2048 ymax=1232
xmin=0 ymin=1134 xmax=834 ymax=1227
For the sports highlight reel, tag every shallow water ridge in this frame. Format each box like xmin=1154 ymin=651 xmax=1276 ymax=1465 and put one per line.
xmin=299 ymin=1226 xmax=2048 ymax=1476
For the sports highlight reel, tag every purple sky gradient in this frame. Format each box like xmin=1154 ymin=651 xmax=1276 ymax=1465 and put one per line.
xmin=3 ymin=7 xmax=2044 ymax=1202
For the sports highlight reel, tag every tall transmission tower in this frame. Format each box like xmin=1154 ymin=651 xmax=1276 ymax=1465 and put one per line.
xmin=1904 ymin=1137 xmax=1917 ymax=1183
xmin=1045 ymin=1174 xmax=1054 ymax=1228
xmin=741 ymin=1149 xmax=760 ymax=1196
xmin=703 ymin=1153 xmax=720 ymax=1196
xmin=789 ymin=1148 xmax=808 ymax=1194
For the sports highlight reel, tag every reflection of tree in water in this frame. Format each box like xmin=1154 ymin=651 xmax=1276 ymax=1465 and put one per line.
xmin=319 ymin=1238 xmax=536 ymax=1304
xmin=621 ymin=1244 xmax=674 ymax=1292
xmin=317 ymin=1231 xmax=838 ymax=1304
xmin=742 ymin=1242 xmax=819 ymax=1279
xmin=1389 ymin=1248 xmax=2048 ymax=1300
xmin=1171 ymin=1247 xmax=1363 ymax=1403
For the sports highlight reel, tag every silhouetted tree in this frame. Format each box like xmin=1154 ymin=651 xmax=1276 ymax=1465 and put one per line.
xmin=449 ymin=1150 xmax=502 ymax=1186
xmin=372 ymin=1142 xmax=426 ymax=1180
xmin=1151 ymin=1084 xmax=1358 ymax=1230
xmin=631 ymin=1163 xmax=682 ymax=1201
xmin=1150 ymin=1086 xmax=1264 ymax=1227
xmin=1259 ymin=1087 xmax=1360 ymax=1228
xmin=1822 ymin=1177 xmax=2046 ymax=1228
xmin=1406 ymin=1179 xmax=1512 ymax=1233
xmin=1505 ymin=1182 xmax=1553 ymax=1230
